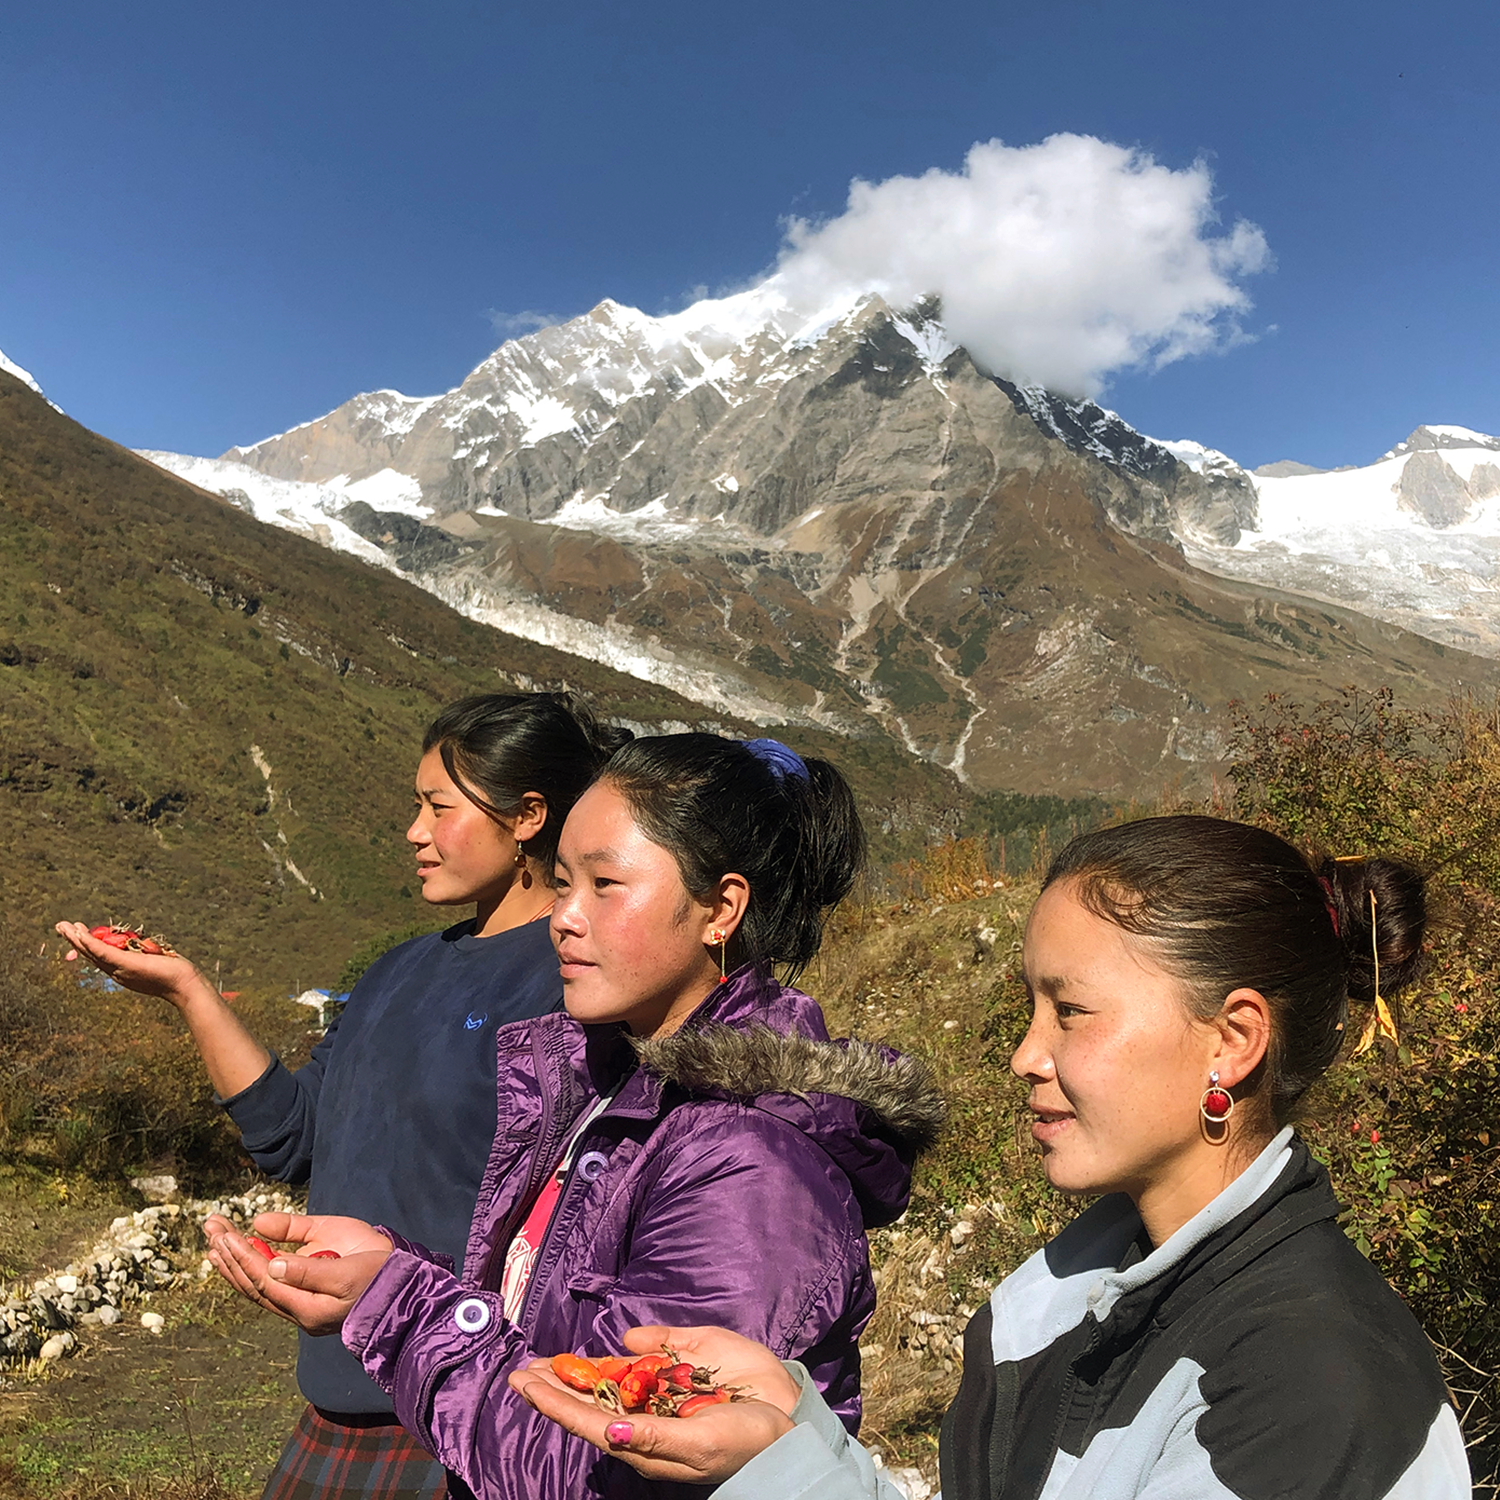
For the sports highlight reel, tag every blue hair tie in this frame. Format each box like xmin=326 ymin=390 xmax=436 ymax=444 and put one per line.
xmin=742 ymin=738 xmax=809 ymax=782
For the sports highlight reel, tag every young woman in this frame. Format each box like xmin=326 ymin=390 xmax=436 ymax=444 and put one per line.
xmin=202 ymin=734 xmax=944 ymax=1499
xmin=57 ymin=691 xmax=628 ymax=1500
xmin=510 ymin=815 xmax=1473 ymax=1500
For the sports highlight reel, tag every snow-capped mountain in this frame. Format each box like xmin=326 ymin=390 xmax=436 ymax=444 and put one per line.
xmin=140 ymin=451 xmax=427 ymax=571
xmin=1182 ymin=425 xmax=1500 ymax=656
xmin=136 ymin=292 xmax=1498 ymax=797
xmin=222 ymin=280 xmax=964 ymax=532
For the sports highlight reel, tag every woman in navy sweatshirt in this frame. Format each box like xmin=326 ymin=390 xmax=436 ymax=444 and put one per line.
xmin=58 ymin=691 xmax=629 ymax=1500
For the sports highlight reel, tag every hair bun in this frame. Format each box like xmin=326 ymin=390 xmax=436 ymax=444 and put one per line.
xmin=1319 ymin=857 xmax=1428 ymax=1004
xmin=553 ymin=691 xmax=634 ymax=760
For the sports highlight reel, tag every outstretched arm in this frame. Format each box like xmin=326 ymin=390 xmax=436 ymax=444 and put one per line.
xmin=56 ymin=920 xmax=271 ymax=1098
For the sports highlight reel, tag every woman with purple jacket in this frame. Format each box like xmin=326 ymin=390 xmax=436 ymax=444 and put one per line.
xmin=205 ymin=733 xmax=944 ymax=1498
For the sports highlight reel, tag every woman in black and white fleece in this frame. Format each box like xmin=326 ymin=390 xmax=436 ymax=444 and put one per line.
xmin=511 ymin=814 xmax=1472 ymax=1500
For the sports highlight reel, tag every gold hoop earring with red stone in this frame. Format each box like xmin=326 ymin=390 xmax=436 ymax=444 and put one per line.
xmin=1200 ymin=1071 xmax=1234 ymax=1124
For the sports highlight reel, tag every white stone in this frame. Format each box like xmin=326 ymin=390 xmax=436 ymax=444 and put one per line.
xmin=140 ymin=1312 xmax=165 ymax=1332
xmin=55 ymin=1275 xmax=79 ymax=1295
xmin=97 ymin=1305 xmax=121 ymax=1326
xmin=39 ymin=1334 xmax=70 ymax=1361
xmin=130 ymin=1174 xmax=179 ymax=1202
xmin=949 ymin=1219 xmax=975 ymax=1247
xmin=888 ymin=1467 xmax=933 ymax=1500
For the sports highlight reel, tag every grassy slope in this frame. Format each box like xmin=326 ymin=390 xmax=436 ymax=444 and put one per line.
xmin=0 ymin=372 xmax=998 ymax=990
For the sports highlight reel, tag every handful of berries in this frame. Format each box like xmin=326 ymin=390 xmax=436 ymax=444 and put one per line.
xmin=242 ymin=1234 xmax=341 ymax=1261
xmin=549 ymin=1348 xmax=740 ymax=1418
xmin=89 ymin=925 xmax=179 ymax=955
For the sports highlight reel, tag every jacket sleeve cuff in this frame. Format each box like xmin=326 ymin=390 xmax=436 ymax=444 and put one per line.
xmin=784 ymin=1359 xmax=856 ymax=1454
xmin=215 ymin=1051 xmax=293 ymax=1132
xmin=711 ymin=1423 xmax=897 ymax=1500
xmin=712 ymin=1361 xmax=894 ymax=1500
xmin=342 ymin=1248 xmax=506 ymax=1443
xmin=371 ymin=1227 xmax=455 ymax=1276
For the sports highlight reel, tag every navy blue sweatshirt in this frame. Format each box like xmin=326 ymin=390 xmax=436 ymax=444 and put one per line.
xmin=221 ymin=916 xmax=562 ymax=1414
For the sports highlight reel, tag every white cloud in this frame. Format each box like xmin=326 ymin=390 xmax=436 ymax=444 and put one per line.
xmin=772 ymin=135 xmax=1272 ymax=397
xmin=485 ymin=308 xmax=567 ymax=336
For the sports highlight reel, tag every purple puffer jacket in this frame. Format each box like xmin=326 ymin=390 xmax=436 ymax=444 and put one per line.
xmin=342 ymin=965 xmax=943 ymax=1499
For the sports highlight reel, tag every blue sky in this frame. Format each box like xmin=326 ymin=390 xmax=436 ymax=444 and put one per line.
xmin=2 ymin=0 xmax=1497 ymax=468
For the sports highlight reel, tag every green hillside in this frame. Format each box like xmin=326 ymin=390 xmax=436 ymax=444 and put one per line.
xmin=0 ymin=372 xmax=998 ymax=989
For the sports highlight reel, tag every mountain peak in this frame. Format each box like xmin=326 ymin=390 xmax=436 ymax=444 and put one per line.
xmin=1383 ymin=424 xmax=1500 ymax=461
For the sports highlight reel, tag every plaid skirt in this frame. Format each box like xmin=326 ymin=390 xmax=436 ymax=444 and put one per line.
xmin=260 ymin=1405 xmax=450 ymax=1500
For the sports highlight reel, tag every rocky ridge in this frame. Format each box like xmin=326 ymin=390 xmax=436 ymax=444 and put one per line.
xmin=144 ymin=292 xmax=1500 ymax=798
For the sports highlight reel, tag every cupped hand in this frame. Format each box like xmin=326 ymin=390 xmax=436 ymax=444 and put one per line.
xmin=203 ymin=1212 xmax=392 ymax=1335
xmin=55 ymin=920 xmax=201 ymax=1003
xmin=508 ymin=1325 xmax=798 ymax=1484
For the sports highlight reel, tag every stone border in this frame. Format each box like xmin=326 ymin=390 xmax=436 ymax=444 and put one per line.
xmin=2 ymin=1187 xmax=301 ymax=1367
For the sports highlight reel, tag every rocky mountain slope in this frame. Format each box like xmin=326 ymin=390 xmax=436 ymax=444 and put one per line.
xmin=1179 ymin=425 xmax=1500 ymax=657
xmin=146 ymin=288 xmax=1500 ymax=798
xmin=0 ymin=365 xmax=999 ymax=988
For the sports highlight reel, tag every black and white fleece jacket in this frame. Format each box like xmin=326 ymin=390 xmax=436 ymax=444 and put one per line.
xmin=715 ymin=1129 xmax=1470 ymax=1500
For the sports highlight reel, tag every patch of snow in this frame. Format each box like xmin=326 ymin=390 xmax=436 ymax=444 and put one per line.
xmin=711 ymin=473 xmax=740 ymax=493
xmin=1381 ymin=424 xmax=1500 ymax=459
xmin=1420 ymin=424 xmax=1495 ymax=446
xmin=359 ymin=390 xmax=440 ymax=437
xmin=235 ymin=389 xmax=437 ymax=454
xmin=891 ymin=312 xmax=958 ymax=372
xmin=512 ymin=392 xmax=578 ymax=445
xmin=0 ymin=348 xmax=42 ymax=395
xmin=1234 ymin=446 xmax=1500 ymax=548
xmin=421 ymin=573 xmax=817 ymax=729
xmin=540 ymin=493 xmax=701 ymax=541
xmin=137 ymin=450 xmax=414 ymax=570
xmin=1150 ymin=437 xmax=1239 ymax=474
xmin=1182 ymin=428 xmax=1500 ymax=655
xmin=341 ymin=468 xmax=429 ymax=516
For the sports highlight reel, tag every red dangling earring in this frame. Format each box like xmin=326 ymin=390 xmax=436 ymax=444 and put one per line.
xmin=1200 ymin=1070 xmax=1234 ymax=1124
xmin=515 ymin=841 xmax=532 ymax=891
xmin=711 ymin=930 xmax=727 ymax=983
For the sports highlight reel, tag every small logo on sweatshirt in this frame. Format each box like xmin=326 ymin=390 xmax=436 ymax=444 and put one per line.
xmin=464 ymin=1011 xmax=487 ymax=1031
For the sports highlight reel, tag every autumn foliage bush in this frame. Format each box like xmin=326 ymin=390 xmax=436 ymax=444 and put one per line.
xmin=1226 ymin=688 xmax=1500 ymax=1488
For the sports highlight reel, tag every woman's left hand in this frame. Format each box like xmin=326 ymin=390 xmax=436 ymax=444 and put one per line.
xmin=203 ymin=1212 xmax=392 ymax=1335
xmin=508 ymin=1324 xmax=798 ymax=1484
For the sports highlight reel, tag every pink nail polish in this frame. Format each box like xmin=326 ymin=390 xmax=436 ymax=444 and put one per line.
xmin=605 ymin=1421 xmax=633 ymax=1447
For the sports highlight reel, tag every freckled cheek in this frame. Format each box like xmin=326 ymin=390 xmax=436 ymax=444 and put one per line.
xmin=1057 ymin=1034 xmax=1149 ymax=1123
xmin=591 ymin=894 xmax=666 ymax=976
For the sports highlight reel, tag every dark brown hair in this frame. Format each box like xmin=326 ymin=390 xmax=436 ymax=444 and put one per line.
xmin=600 ymin=733 xmax=866 ymax=980
xmin=423 ymin=693 xmax=632 ymax=876
xmin=1043 ymin=815 xmax=1427 ymax=1122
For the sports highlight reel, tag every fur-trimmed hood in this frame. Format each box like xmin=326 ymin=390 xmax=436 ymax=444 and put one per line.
xmin=631 ymin=1023 xmax=946 ymax=1150
xmin=627 ymin=983 xmax=946 ymax=1230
